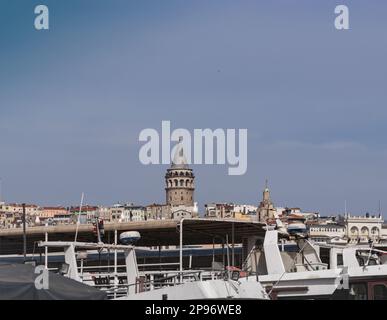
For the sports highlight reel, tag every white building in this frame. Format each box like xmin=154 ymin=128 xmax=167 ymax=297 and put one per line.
xmin=308 ymin=213 xmax=387 ymax=245
xmin=234 ymin=204 xmax=258 ymax=215
xmin=170 ymin=202 xmax=198 ymax=220
xmin=345 ymin=213 xmax=385 ymax=244
xmin=309 ymin=225 xmax=346 ymax=243
xmin=121 ymin=204 xmax=146 ymax=222
xmin=204 ymin=203 xmax=235 ymax=219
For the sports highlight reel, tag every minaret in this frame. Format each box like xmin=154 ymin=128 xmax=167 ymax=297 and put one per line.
xmin=165 ymin=144 xmax=195 ymax=207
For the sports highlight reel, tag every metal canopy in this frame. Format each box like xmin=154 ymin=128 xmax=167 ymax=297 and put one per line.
xmin=0 ymin=219 xmax=266 ymax=255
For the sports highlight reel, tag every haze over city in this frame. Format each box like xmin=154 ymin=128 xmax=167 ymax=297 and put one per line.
xmin=1 ymin=0 xmax=387 ymax=216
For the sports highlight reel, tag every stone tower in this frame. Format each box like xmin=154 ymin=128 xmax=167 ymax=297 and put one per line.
xmin=257 ymin=180 xmax=276 ymax=222
xmin=165 ymin=145 xmax=195 ymax=207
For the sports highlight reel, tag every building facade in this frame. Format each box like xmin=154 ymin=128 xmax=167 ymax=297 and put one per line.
xmin=345 ymin=213 xmax=385 ymax=244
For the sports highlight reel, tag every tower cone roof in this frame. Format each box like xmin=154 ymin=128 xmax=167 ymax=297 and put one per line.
xmin=171 ymin=144 xmax=189 ymax=169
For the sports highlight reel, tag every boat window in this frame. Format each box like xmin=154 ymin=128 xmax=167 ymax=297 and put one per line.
xmin=357 ymin=256 xmax=365 ymax=266
xmin=373 ymin=284 xmax=387 ymax=300
xmin=337 ymin=254 xmax=344 ymax=267
xmin=349 ymin=283 xmax=367 ymax=300
xmin=368 ymin=258 xmax=377 ymax=266
xmin=320 ymin=247 xmax=330 ymax=268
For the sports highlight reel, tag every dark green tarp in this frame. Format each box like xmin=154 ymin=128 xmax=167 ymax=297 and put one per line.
xmin=0 ymin=263 xmax=107 ymax=300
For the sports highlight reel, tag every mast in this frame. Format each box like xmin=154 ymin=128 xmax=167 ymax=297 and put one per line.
xmin=379 ymin=200 xmax=382 ymax=218
xmin=74 ymin=192 xmax=85 ymax=242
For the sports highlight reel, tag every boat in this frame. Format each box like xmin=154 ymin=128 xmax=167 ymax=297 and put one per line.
xmin=244 ymin=229 xmax=387 ymax=300
xmin=37 ymin=239 xmax=269 ymax=300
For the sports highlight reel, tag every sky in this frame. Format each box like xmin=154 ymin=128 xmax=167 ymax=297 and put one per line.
xmin=0 ymin=0 xmax=387 ymax=216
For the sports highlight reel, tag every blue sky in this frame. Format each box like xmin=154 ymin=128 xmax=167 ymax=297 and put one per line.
xmin=0 ymin=1 xmax=387 ymax=216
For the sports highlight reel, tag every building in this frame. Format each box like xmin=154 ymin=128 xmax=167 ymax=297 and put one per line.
xmin=146 ymin=203 xmax=171 ymax=220
xmin=120 ymin=204 xmax=147 ymax=222
xmin=205 ymin=203 xmax=235 ymax=219
xmin=204 ymin=203 xmax=256 ymax=220
xmin=0 ymin=212 xmax=15 ymax=228
xmin=52 ymin=211 xmax=73 ymax=225
xmin=257 ymin=181 xmax=276 ymax=222
xmin=0 ymin=203 xmax=41 ymax=228
xmin=70 ymin=205 xmax=98 ymax=224
xmin=307 ymin=213 xmax=387 ymax=245
xmin=0 ymin=203 xmax=40 ymax=216
xmin=283 ymin=208 xmax=319 ymax=222
xmin=164 ymin=145 xmax=197 ymax=219
xmin=110 ymin=204 xmax=125 ymax=222
xmin=97 ymin=206 xmax=111 ymax=222
xmin=40 ymin=207 xmax=68 ymax=219
xmin=165 ymin=146 xmax=195 ymax=207
xmin=345 ymin=213 xmax=385 ymax=244
xmin=309 ymin=225 xmax=346 ymax=243
xmin=234 ymin=204 xmax=258 ymax=216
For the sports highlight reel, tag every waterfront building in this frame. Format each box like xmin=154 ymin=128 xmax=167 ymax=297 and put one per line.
xmin=234 ymin=204 xmax=258 ymax=216
xmin=52 ymin=210 xmax=73 ymax=225
xmin=309 ymin=225 xmax=346 ymax=243
xmin=204 ymin=203 xmax=256 ymax=220
xmin=204 ymin=203 xmax=235 ymax=219
xmin=120 ymin=204 xmax=147 ymax=222
xmin=0 ymin=203 xmax=41 ymax=228
xmin=0 ymin=203 xmax=40 ymax=216
xmin=110 ymin=203 xmax=125 ymax=222
xmin=97 ymin=206 xmax=111 ymax=222
xmin=345 ymin=213 xmax=386 ymax=244
xmin=40 ymin=206 xmax=67 ymax=219
xmin=70 ymin=205 xmax=98 ymax=224
xmin=307 ymin=213 xmax=387 ymax=245
xmin=146 ymin=203 xmax=171 ymax=220
xmin=0 ymin=212 xmax=15 ymax=228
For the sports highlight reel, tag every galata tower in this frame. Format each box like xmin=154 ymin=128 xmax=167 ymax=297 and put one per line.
xmin=165 ymin=145 xmax=195 ymax=207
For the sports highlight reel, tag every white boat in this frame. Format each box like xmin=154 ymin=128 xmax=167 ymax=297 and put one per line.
xmin=38 ymin=240 xmax=269 ymax=300
xmin=119 ymin=278 xmax=267 ymax=300
xmin=244 ymin=229 xmax=387 ymax=300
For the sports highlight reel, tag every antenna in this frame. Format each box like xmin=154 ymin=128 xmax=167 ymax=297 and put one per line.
xmin=344 ymin=200 xmax=347 ymax=216
xmin=0 ymin=178 xmax=3 ymax=203
xmin=74 ymin=192 xmax=85 ymax=242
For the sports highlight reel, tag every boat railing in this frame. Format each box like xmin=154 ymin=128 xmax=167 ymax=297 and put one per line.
xmin=131 ymin=270 xmax=231 ymax=294
xmin=70 ymin=266 xmax=229 ymax=299
xmin=77 ymin=262 xmax=180 ymax=272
